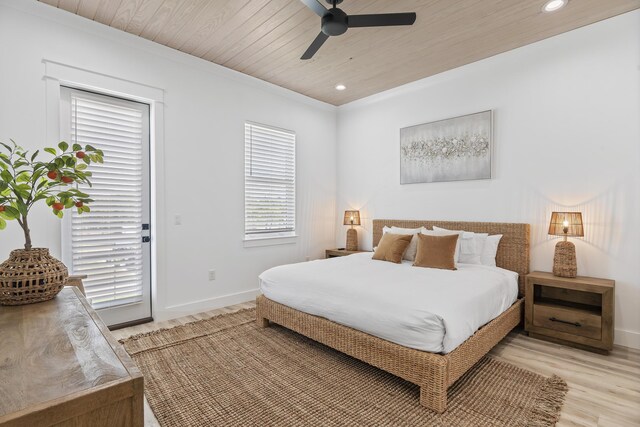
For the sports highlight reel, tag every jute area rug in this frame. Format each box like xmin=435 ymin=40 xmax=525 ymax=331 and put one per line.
xmin=121 ymin=308 xmax=567 ymax=427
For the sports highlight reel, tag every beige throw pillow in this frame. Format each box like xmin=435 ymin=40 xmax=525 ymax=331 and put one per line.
xmin=372 ymin=233 xmax=413 ymax=263
xmin=413 ymin=233 xmax=459 ymax=270
xmin=421 ymin=229 xmax=463 ymax=267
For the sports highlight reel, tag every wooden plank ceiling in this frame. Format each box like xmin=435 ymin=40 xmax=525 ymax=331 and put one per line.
xmin=39 ymin=0 xmax=639 ymax=105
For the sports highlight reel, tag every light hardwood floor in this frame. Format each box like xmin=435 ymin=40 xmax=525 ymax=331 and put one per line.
xmin=113 ymin=302 xmax=640 ymax=427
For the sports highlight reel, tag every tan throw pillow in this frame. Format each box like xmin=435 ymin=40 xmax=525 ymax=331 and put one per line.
xmin=372 ymin=233 xmax=413 ymax=263
xmin=413 ymin=233 xmax=459 ymax=270
xmin=421 ymin=229 xmax=463 ymax=267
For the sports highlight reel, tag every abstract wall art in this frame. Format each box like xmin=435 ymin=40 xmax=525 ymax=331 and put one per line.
xmin=400 ymin=110 xmax=492 ymax=184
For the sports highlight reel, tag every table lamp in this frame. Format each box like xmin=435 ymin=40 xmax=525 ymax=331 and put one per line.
xmin=548 ymin=212 xmax=584 ymax=278
xmin=343 ymin=210 xmax=361 ymax=251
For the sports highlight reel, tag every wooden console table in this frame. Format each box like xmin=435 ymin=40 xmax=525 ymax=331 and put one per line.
xmin=0 ymin=287 xmax=143 ymax=426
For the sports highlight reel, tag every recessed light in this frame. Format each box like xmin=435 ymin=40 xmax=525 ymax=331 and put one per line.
xmin=542 ymin=0 xmax=567 ymax=13
xmin=335 ymin=84 xmax=346 ymax=91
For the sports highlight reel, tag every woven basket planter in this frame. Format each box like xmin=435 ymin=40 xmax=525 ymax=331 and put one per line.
xmin=0 ymin=248 xmax=68 ymax=306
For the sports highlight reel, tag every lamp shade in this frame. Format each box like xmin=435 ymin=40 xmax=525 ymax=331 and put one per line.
xmin=343 ymin=210 xmax=361 ymax=226
xmin=548 ymin=212 xmax=584 ymax=237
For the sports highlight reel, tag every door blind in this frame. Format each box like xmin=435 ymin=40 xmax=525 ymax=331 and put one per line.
xmin=244 ymin=123 xmax=296 ymax=236
xmin=68 ymin=93 xmax=146 ymax=310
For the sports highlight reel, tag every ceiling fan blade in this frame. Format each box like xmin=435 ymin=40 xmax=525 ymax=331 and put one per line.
xmin=348 ymin=12 xmax=416 ymax=28
xmin=301 ymin=31 xmax=330 ymax=60
xmin=299 ymin=0 xmax=328 ymax=18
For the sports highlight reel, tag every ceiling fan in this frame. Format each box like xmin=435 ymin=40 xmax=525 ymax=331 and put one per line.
xmin=299 ymin=0 xmax=417 ymax=60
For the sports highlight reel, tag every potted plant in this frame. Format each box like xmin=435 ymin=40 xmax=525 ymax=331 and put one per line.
xmin=0 ymin=140 xmax=103 ymax=305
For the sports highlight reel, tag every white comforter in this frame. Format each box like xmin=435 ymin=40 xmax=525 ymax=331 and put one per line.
xmin=259 ymin=253 xmax=518 ymax=354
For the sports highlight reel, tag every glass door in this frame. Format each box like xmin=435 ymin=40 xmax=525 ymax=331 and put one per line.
xmin=60 ymin=87 xmax=151 ymax=327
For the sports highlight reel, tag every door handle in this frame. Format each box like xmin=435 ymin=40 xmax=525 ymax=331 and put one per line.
xmin=142 ymin=236 xmax=151 ymax=243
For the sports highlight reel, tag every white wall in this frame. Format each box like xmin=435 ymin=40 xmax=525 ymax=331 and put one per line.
xmin=0 ymin=0 xmax=337 ymax=321
xmin=336 ymin=11 xmax=640 ymax=348
xmin=1 ymin=1 xmax=637 ymax=349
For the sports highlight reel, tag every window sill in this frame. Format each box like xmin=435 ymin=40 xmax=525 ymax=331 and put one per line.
xmin=243 ymin=234 xmax=298 ymax=248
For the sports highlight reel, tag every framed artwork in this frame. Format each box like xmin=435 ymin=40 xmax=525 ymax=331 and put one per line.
xmin=400 ymin=110 xmax=492 ymax=184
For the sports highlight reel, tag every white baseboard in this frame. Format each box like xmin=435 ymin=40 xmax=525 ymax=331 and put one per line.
xmin=614 ymin=328 xmax=640 ymax=350
xmin=155 ymin=288 xmax=260 ymax=322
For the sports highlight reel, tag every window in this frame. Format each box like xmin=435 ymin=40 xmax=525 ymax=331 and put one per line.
xmin=244 ymin=122 xmax=296 ymax=239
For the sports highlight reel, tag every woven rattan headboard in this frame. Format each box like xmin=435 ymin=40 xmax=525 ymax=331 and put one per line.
xmin=372 ymin=219 xmax=530 ymax=295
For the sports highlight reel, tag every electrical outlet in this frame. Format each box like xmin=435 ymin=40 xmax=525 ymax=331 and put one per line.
xmin=174 ymin=214 xmax=182 ymax=225
xmin=208 ymin=270 xmax=216 ymax=281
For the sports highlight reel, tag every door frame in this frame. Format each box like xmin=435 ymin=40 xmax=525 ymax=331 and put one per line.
xmin=43 ymin=60 xmax=166 ymax=324
xmin=60 ymin=86 xmax=152 ymax=326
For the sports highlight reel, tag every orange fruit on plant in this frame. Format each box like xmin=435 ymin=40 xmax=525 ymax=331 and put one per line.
xmin=61 ymin=176 xmax=74 ymax=184
xmin=47 ymin=171 xmax=58 ymax=180
xmin=75 ymin=201 xmax=83 ymax=207
xmin=52 ymin=202 xmax=64 ymax=211
xmin=76 ymin=151 xmax=86 ymax=159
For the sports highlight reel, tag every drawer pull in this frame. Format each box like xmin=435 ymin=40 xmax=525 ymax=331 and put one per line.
xmin=549 ymin=317 xmax=581 ymax=327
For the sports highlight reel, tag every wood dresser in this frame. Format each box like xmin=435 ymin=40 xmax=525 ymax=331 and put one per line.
xmin=0 ymin=287 xmax=143 ymax=426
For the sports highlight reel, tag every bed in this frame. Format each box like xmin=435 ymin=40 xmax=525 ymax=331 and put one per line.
xmin=256 ymin=219 xmax=530 ymax=413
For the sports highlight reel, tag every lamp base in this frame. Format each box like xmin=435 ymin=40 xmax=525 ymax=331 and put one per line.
xmin=346 ymin=228 xmax=358 ymax=251
xmin=553 ymin=241 xmax=577 ymax=278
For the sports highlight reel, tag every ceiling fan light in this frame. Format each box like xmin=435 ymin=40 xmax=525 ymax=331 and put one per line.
xmin=299 ymin=0 xmax=417 ymax=60
xmin=542 ymin=0 xmax=567 ymax=13
xmin=335 ymin=84 xmax=346 ymax=91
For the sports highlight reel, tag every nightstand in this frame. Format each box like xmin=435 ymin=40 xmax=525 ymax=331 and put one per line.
xmin=325 ymin=248 xmax=366 ymax=258
xmin=525 ymin=271 xmax=614 ymax=354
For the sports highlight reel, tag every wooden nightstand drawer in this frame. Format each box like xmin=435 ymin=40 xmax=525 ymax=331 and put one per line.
xmin=533 ymin=303 xmax=601 ymax=340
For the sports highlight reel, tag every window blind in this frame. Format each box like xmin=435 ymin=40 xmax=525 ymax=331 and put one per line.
xmin=68 ymin=93 xmax=146 ymax=310
xmin=244 ymin=123 xmax=296 ymax=236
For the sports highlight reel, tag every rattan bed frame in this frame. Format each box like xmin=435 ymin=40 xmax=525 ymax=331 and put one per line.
xmin=256 ymin=219 xmax=530 ymax=413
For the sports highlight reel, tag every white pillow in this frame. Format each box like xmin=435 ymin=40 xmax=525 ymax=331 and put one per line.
xmin=432 ymin=226 xmax=487 ymax=265
xmin=433 ymin=226 xmax=503 ymax=267
xmin=421 ymin=229 xmax=463 ymax=267
xmin=382 ymin=226 xmax=425 ymax=261
xmin=480 ymin=234 xmax=503 ymax=267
